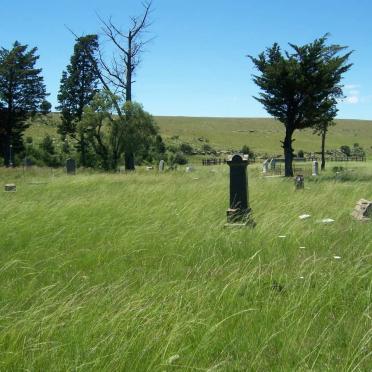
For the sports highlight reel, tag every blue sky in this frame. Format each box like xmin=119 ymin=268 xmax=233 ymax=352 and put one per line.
xmin=1 ymin=0 xmax=371 ymax=119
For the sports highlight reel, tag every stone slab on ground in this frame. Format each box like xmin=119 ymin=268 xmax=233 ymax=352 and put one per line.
xmin=352 ymin=199 xmax=372 ymax=221
xmin=4 ymin=184 xmax=16 ymax=192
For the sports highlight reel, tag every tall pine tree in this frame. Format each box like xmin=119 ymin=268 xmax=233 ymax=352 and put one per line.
xmin=57 ymin=35 xmax=99 ymax=166
xmin=0 ymin=41 xmax=47 ymax=166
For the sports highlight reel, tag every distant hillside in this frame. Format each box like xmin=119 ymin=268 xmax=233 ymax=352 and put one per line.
xmin=26 ymin=115 xmax=372 ymax=157
xmin=155 ymin=117 xmax=372 ymax=157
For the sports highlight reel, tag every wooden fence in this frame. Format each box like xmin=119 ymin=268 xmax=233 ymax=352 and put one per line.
xmin=202 ymin=158 xmax=256 ymax=166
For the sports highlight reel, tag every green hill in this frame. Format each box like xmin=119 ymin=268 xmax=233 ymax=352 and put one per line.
xmin=156 ymin=116 xmax=372 ymax=156
xmin=26 ymin=115 xmax=372 ymax=157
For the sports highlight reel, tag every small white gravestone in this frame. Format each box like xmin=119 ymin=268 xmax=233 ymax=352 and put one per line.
xmin=312 ymin=160 xmax=319 ymax=176
xmin=269 ymin=158 xmax=276 ymax=170
xmin=159 ymin=159 xmax=165 ymax=172
xmin=262 ymin=159 xmax=269 ymax=174
xmin=186 ymin=166 xmax=194 ymax=173
xmin=146 ymin=166 xmax=153 ymax=171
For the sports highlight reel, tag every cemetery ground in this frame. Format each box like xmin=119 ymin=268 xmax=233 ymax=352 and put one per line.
xmin=0 ymin=162 xmax=371 ymax=371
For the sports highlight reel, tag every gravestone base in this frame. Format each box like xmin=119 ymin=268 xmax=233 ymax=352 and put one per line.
xmin=225 ymin=208 xmax=255 ymax=227
xmin=4 ymin=184 xmax=16 ymax=192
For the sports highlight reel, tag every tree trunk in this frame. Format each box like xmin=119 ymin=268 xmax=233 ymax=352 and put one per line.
xmin=78 ymin=133 xmax=87 ymax=167
xmin=283 ymin=127 xmax=294 ymax=177
xmin=124 ymin=32 xmax=135 ymax=170
xmin=124 ymin=152 xmax=135 ymax=171
xmin=3 ymin=134 xmax=12 ymax=168
xmin=126 ymin=33 xmax=132 ymax=102
xmin=321 ymin=130 xmax=326 ymax=171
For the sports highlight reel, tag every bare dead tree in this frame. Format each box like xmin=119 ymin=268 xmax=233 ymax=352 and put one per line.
xmin=96 ymin=1 xmax=153 ymax=170
xmin=66 ymin=1 xmax=153 ymax=170
xmin=99 ymin=1 xmax=152 ymax=102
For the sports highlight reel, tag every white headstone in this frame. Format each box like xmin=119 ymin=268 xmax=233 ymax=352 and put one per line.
xmin=312 ymin=160 xmax=319 ymax=176
xmin=262 ymin=159 xmax=269 ymax=173
xmin=186 ymin=166 xmax=194 ymax=173
xmin=159 ymin=159 xmax=165 ymax=172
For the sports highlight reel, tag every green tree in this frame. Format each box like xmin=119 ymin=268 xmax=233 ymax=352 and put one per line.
xmin=80 ymin=91 xmax=159 ymax=171
xmin=249 ymin=35 xmax=352 ymax=176
xmin=340 ymin=145 xmax=351 ymax=157
xmin=0 ymin=41 xmax=47 ymax=166
xmin=313 ymin=113 xmax=336 ymax=171
xmin=57 ymin=35 xmax=99 ymax=167
xmin=40 ymin=100 xmax=52 ymax=115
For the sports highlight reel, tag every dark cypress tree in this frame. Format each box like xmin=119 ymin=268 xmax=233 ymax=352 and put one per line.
xmin=249 ymin=35 xmax=352 ymax=176
xmin=57 ymin=35 xmax=99 ymax=166
xmin=0 ymin=41 xmax=47 ymax=166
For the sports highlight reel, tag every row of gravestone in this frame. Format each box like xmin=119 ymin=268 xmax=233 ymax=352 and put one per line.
xmin=262 ymin=159 xmax=319 ymax=176
xmin=65 ymin=159 xmax=167 ymax=174
xmin=22 ymin=157 xmax=78 ymax=175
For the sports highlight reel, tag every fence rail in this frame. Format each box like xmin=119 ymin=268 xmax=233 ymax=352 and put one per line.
xmin=202 ymin=158 xmax=256 ymax=166
xmin=305 ymin=155 xmax=366 ymax=162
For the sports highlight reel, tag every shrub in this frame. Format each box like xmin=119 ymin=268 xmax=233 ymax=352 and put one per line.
xmin=340 ymin=145 xmax=351 ymax=157
xmin=202 ymin=143 xmax=216 ymax=154
xmin=351 ymin=143 xmax=365 ymax=157
xmin=241 ymin=145 xmax=255 ymax=158
xmin=179 ymin=142 xmax=193 ymax=155
xmin=173 ymin=152 xmax=188 ymax=165
xmin=297 ymin=150 xmax=304 ymax=158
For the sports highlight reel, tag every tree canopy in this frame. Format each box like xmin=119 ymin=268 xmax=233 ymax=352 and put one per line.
xmin=57 ymin=34 xmax=100 ymax=166
xmin=249 ymin=34 xmax=352 ymax=176
xmin=0 ymin=41 xmax=47 ymax=166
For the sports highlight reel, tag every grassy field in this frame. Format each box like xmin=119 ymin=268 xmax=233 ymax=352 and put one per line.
xmin=0 ymin=162 xmax=371 ymax=370
xmin=26 ymin=115 xmax=372 ymax=158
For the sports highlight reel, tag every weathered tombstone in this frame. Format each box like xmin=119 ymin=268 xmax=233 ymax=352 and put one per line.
xmin=159 ymin=159 xmax=165 ymax=172
xmin=312 ymin=160 xmax=319 ymax=176
xmin=262 ymin=159 xmax=269 ymax=174
xmin=294 ymin=175 xmax=304 ymax=190
xmin=269 ymin=158 xmax=277 ymax=171
xmin=351 ymin=199 xmax=372 ymax=221
xmin=186 ymin=166 xmax=194 ymax=173
xmin=226 ymin=154 xmax=252 ymax=225
xmin=66 ymin=158 xmax=76 ymax=175
xmin=146 ymin=166 xmax=154 ymax=171
xmin=4 ymin=183 xmax=16 ymax=192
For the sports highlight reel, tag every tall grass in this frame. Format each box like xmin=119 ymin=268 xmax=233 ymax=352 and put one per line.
xmin=0 ymin=164 xmax=371 ymax=370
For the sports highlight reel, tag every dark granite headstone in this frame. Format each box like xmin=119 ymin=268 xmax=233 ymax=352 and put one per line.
xmin=295 ymin=175 xmax=304 ymax=190
xmin=66 ymin=158 xmax=76 ymax=175
xmin=226 ymin=154 xmax=251 ymax=223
